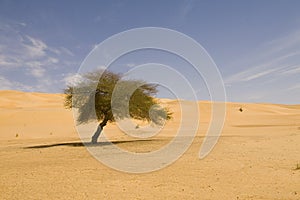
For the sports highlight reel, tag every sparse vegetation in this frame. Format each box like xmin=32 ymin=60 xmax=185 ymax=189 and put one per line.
xmin=295 ymin=163 xmax=300 ymax=170
xmin=64 ymin=70 xmax=172 ymax=143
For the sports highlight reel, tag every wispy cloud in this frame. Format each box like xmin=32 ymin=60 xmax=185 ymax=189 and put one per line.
xmin=0 ymin=32 xmax=72 ymax=70
xmin=262 ymin=30 xmax=300 ymax=56
xmin=0 ymin=75 xmax=33 ymax=91
xmin=224 ymin=29 xmax=300 ymax=103
xmin=225 ymin=52 xmax=300 ymax=84
xmin=0 ymin=20 xmax=76 ymax=92
xmin=63 ymin=73 xmax=84 ymax=86
xmin=126 ymin=63 xmax=136 ymax=68
xmin=94 ymin=15 xmax=102 ymax=23
xmin=23 ymin=35 xmax=48 ymax=58
xmin=225 ymin=30 xmax=300 ymax=85
xmin=180 ymin=0 xmax=194 ymax=19
xmin=287 ymin=83 xmax=300 ymax=91
xmin=59 ymin=47 xmax=74 ymax=57
xmin=176 ymin=0 xmax=194 ymax=25
xmin=280 ymin=65 xmax=300 ymax=75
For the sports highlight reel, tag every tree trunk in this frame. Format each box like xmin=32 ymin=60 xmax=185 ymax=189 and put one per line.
xmin=91 ymin=118 xmax=108 ymax=144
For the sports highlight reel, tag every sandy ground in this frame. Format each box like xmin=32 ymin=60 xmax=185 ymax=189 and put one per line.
xmin=0 ymin=90 xmax=300 ymax=199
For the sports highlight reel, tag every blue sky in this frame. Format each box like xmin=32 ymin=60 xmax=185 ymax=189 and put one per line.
xmin=0 ymin=0 xmax=299 ymax=104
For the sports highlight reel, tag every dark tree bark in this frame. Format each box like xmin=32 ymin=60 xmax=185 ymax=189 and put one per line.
xmin=91 ymin=117 xmax=108 ymax=144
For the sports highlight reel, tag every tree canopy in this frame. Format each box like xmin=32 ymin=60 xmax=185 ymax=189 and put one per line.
xmin=64 ymin=70 xmax=172 ymax=127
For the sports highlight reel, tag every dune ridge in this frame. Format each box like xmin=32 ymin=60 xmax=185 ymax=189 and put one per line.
xmin=0 ymin=90 xmax=299 ymax=140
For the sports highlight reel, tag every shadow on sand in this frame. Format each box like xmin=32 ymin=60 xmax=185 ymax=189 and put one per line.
xmin=25 ymin=139 xmax=158 ymax=149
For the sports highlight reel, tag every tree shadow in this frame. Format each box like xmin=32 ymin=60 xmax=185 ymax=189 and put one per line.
xmin=25 ymin=139 xmax=158 ymax=149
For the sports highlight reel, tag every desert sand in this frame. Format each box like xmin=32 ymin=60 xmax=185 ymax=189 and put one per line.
xmin=0 ymin=90 xmax=299 ymax=199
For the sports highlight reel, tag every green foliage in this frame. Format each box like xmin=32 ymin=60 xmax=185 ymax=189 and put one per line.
xmin=64 ymin=70 xmax=172 ymax=126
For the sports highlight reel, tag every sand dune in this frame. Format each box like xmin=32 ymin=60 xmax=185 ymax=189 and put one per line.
xmin=0 ymin=90 xmax=76 ymax=140
xmin=0 ymin=90 xmax=299 ymax=199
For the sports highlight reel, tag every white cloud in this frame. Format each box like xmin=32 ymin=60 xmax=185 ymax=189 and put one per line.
xmin=225 ymin=29 xmax=300 ymax=104
xmin=225 ymin=31 xmax=300 ymax=84
xmin=23 ymin=35 xmax=48 ymax=58
xmin=0 ymin=75 xmax=33 ymax=91
xmin=96 ymin=65 xmax=106 ymax=70
xmin=262 ymin=30 xmax=300 ymax=56
xmin=0 ymin=55 xmax=21 ymax=67
xmin=281 ymin=65 xmax=300 ymax=75
xmin=178 ymin=0 xmax=194 ymax=23
xmin=287 ymin=83 xmax=300 ymax=91
xmin=225 ymin=59 xmax=289 ymax=84
xmin=60 ymin=47 xmax=74 ymax=57
xmin=0 ymin=34 xmax=50 ymax=70
xmin=30 ymin=66 xmax=46 ymax=78
xmin=0 ymin=76 xmax=13 ymax=90
xmin=47 ymin=57 xmax=59 ymax=64
xmin=63 ymin=73 xmax=84 ymax=86
xmin=48 ymin=46 xmax=74 ymax=57
xmin=126 ymin=63 xmax=136 ymax=68
xmin=243 ymin=68 xmax=281 ymax=81
xmin=17 ymin=22 xmax=26 ymax=27
xmin=0 ymin=20 xmax=78 ymax=92
xmin=94 ymin=15 xmax=102 ymax=23
xmin=0 ymin=20 xmax=74 ymax=70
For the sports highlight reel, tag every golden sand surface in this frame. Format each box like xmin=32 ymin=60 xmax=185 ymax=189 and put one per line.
xmin=0 ymin=90 xmax=299 ymax=199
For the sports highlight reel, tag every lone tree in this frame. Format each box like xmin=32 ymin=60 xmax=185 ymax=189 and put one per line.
xmin=64 ymin=70 xmax=172 ymax=143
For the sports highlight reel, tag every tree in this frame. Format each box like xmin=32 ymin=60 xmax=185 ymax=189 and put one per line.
xmin=64 ymin=70 xmax=172 ymax=143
